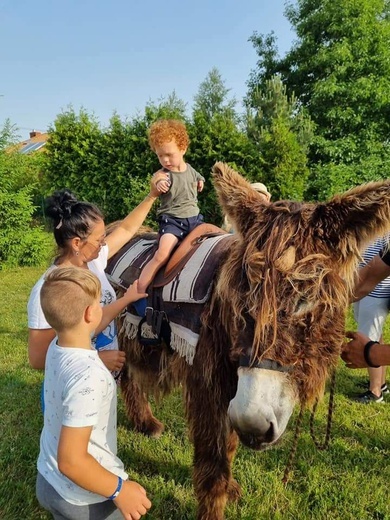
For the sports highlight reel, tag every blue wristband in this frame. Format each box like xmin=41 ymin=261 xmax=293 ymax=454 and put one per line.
xmin=107 ymin=476 xmax=123 ymax=500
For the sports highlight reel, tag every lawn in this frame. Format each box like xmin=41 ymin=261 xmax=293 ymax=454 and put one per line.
xmin=1 ymin=267 xmax=390 ymax=519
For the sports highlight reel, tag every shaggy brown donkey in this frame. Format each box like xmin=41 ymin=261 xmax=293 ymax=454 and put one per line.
xmin=107 ymin=163 xmax=390 ymax=520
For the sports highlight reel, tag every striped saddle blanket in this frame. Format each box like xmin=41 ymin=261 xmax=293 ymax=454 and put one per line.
xmin=105 ymin=231 xmax=233 ymax=364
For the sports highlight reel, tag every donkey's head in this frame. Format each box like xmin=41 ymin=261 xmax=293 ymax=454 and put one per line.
xmin=212 ymin=162 xmax=390 ymax=450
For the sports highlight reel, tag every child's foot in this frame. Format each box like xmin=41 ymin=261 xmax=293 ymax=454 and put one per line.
xmin=133 ymin=297 xmax=147 ymax=317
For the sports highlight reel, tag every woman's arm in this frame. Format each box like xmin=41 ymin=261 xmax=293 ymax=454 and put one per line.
xmin=28 ymin=327 xmax=125 ymax=372
xmin=28 ymin=328 xmax=56 ymax=369
xmin=105 ymin=171 xmax=168 ymax=259
xmin=58 ymin=426 xmax=151 ymax=517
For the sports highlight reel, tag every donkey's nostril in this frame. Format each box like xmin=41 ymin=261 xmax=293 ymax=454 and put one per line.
xmin=264 ymin=421 xmax=276 ymax=443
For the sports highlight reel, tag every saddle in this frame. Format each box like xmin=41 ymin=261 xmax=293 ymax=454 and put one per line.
xmin=106 ymin=223 xmax=233 ymax=362
xmin=153 ymin=223 xmax=226 ymax=287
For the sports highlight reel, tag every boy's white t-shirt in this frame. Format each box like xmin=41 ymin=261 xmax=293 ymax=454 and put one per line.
xmin=27 ymin=245 xmax=118 ymax=352
xmin=37 ymin=339 xmax=128 ymax=504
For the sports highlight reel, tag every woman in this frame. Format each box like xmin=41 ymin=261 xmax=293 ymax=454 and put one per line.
xmin=28 ymin=174 xmax=165 ymax=373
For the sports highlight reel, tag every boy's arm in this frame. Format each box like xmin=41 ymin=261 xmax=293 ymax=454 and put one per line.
xmin=58 ymin=426 xmax=151 ymax=518
xmin=194 ymin=169 xmax=205 ymax=192
xmin=95 ymin=281 xmax=147 ymax=335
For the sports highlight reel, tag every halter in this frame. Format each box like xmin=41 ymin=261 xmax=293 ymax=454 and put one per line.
xmin=239 ymin=353 xmax=294 ymax=373
xmin=238 ymin=353 xmax=336 ymax=485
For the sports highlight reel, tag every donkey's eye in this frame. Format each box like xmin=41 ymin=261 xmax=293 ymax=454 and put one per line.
xmin=294 ymin=297 xmax=315 ymax=315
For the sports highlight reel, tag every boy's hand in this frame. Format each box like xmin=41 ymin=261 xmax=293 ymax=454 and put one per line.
xmin=123 ymin=280 xmax=148 ymax=304
xmin=156 ymin=179 xmax=170 ymax=193
xmin=153 ymin=169 xmax=171 ymax=194
xmin=150 ymin=170 xmax=169 ymax=197
xmin=197 ymin=180 xmax=204 ymax=192
xmin=114 ymin=480 xmax=151 ymax=519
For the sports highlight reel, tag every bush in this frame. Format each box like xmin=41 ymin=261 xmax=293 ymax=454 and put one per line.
xmin=0 ymin=122 xmax=54 ymax=269
xmin=0 ymin=187 xmax=53 ymax=269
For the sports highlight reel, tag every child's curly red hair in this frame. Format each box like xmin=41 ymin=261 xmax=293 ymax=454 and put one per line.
xmin=148 ymin=119 xmax=189 ymax=152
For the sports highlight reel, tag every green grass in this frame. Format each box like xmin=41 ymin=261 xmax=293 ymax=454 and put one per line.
xmin=1 ymin=267 xmax=390 ymax=519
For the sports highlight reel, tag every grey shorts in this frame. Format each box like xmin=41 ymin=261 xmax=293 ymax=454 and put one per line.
xmin=353 ymin=296 xmax=389 ymax=342
xmin=158 ymin=213 xmax=204 ymax=239
xmin=36 ymin=472 xmax=123 ymax=520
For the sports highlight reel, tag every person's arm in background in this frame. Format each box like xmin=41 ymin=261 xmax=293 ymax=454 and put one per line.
xmin=342 ymin=331 xmax=390 ymax=368
xmin=352 ymin=253 xmax=390 ymax=302
xmin=106 ymin=171 xmax=168 ymax=258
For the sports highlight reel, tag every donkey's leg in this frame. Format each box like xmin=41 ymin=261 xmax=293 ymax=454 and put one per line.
xmin=187 ymin=373 xmax=239 ymax=519
xmin=120 ymin=369 xmax=164 ymax=438
xmin=226 ymin=429 xmax=241 ymax=502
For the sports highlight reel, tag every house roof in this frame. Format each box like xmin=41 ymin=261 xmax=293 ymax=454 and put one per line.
xmin=15 ymin=131 xmax=49 ymax=154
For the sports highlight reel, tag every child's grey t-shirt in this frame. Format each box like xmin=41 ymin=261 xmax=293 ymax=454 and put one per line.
xmin=157 ymin=163 xmax=204 ymax=218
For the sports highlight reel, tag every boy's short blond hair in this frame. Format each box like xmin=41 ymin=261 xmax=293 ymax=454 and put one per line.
xmin=41 ymin=267 xmax=101 ymax=332
xmin=148 ymin=119 xmax=189 ymax=152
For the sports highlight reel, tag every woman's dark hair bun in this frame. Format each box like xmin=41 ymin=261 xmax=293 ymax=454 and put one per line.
xmin=45 ymin=189 xmax=78 ymax=222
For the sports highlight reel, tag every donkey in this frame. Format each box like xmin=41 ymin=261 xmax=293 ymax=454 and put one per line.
xmin=106 ymin=163 xmax=390 ymax=520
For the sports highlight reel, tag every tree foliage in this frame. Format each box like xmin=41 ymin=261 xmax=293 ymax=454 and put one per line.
xmin=41 ymin=96 xmax=187 ymax=224
xmin=247 ymin=0 xmax=390 ymax=199
xmin=189 ymin=69 xmax=258 ymax=223
xmin=41 ymin=75 xmax=261 ymax=226
xmin=245 ymin=75 xmax=313 ymax=200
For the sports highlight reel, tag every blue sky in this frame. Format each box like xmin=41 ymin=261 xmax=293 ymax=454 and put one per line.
xmin=0 ymin=0 xmax=295 ymax=140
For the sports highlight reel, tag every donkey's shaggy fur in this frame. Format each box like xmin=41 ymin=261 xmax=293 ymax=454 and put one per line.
xmin=115 ymin=163 xmax=390 ymax=520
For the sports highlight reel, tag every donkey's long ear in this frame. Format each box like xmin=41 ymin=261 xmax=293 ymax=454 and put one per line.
xmin=212 ymin=162 xmax=267 ymax=236
xmin=314 ymin=180 xmax=390 ymax=254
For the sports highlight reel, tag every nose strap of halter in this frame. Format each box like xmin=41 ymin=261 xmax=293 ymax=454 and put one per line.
xmin=239 ymin=354 xmax=293 ymax=373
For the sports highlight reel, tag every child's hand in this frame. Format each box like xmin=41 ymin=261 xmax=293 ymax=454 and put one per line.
xmin=154 ymin=169 xmax=171 ymax=193
xmin=114 ymin=480 xmax=151 ymax=519
xmin=156 ymin=178 xmax=171 ymax=193
xmin=150 ymin=170 xmax=169 ymax=197
xmin=197 ymin=180 xmax=204 ymax=192
xmin=123 ymin=280 xmax=148 ymax=304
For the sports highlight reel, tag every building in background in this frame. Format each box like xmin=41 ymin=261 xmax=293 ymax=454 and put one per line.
xmin=16 ymin=130 xmax=48 ymax=154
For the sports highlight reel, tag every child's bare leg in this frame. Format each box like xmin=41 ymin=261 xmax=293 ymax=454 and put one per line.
xmin=138 ymin=233 xmax=179 ymax=293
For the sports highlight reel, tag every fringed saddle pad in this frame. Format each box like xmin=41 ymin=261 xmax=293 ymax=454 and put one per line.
xmin=106 ymin=232 xmax=158 ymax=290
xmin=106 ymin=232 xmax=234 ymax=364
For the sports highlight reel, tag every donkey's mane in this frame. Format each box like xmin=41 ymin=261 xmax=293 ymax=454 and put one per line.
xmin=215 ymin=201 xmax=352 ymax=361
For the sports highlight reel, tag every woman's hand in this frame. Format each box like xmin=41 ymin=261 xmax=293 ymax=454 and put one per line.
xmin=98 ymin=349 xmax=126 ymax=372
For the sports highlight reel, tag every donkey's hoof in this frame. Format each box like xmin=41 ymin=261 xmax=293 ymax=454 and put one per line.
xmin=227 ymin=478 xmax=242 ymax=502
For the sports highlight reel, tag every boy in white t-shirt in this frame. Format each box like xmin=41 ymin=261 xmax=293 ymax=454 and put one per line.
xmin=36 ymin=267 xmax=151 ymax=519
